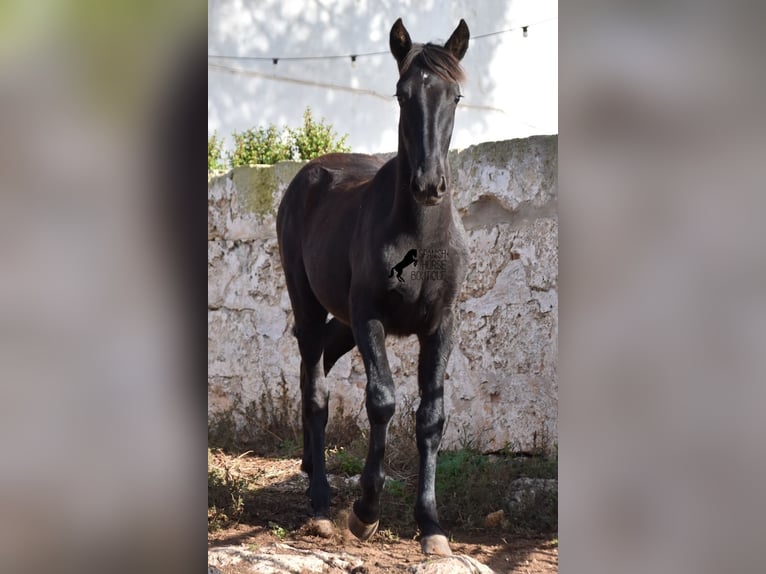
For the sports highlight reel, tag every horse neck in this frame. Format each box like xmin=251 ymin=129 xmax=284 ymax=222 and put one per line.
xmin=393 ymin=145 xmax=453 ymax=240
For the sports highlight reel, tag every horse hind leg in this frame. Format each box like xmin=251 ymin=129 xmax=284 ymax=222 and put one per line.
xmin=283 ymin=265 xmax=334 ymax=534
xmin=292 ymin=322 xmax=339 ymax=540
xmin=293 ymin=320 xmax=330 ymax=501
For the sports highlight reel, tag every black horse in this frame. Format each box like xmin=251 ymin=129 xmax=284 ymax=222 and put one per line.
xmin=276 ymin=18 xmax=470 ymax=556
xmin=389 ymin=249 xmax=418 ymax=282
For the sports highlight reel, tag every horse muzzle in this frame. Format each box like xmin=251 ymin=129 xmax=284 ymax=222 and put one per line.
xmin=412 ymin=173 xmax=447 ymax=206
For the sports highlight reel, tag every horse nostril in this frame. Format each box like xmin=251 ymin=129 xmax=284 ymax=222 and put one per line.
xmin=438 ymin=176 xmax=446 ymax=194
xmin=412 ymin=171 xmax=446 ymax=202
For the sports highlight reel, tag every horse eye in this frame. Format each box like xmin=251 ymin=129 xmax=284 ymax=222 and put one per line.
xmin=454 ymin=94 xmax=463 ymax=104
xmin=396 ymin=93 xmax=406 ymax=104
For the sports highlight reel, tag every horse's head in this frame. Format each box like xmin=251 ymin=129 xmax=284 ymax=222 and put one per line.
xmin=390 ymin=18 xmax=469 ymax=206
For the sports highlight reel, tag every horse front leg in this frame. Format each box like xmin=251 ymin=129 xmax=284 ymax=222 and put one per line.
xmin=347 ymin=313 xmax=395 ymax=541
xmin=414 ymin=310 xmax=456 ymax=556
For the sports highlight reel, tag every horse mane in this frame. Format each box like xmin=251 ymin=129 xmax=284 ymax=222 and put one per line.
xmin=400 ymin=43 xmax=466 ymax=84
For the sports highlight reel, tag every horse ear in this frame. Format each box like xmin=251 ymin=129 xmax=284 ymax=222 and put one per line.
xmin=390 ymin=18 xmax=412 ymax=67
xmin=444 ymin=19 xmax=469 ymax=61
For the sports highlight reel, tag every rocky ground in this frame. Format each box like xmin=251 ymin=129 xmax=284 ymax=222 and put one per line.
xmin=208 ymin=454 xmax=557 ymax=573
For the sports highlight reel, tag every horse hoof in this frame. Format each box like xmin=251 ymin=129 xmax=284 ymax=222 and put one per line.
xmin=347 ymin=510 xmax=379 ymax=541
xmin=307 ymin=517 xmax=334 ymax=538
xmin=421 ymin=534 xmax=452 ymax=556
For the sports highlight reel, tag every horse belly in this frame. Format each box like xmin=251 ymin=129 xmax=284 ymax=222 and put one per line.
xmin=302 ymin=238 xmax=352 ymax=324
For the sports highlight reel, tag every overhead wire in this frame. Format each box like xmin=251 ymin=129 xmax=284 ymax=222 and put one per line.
xmin=208 ymin=61 xmax=506 ymax=113
xmin=208 ymin=17 xmax=557 ymax=64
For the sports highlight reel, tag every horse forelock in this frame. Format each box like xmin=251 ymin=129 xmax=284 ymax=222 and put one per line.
xmin=400 ymin=43 xmax=465 ymax=84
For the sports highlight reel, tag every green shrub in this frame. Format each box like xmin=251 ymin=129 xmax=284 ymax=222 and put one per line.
xmin=229 ymin=124 xmax=293 ymax=167
xmin=333 ymin=447 xmax=364 ymax=476
xmin=431 ymin=445 xmax=558 ymax=534
xmin=208 ymin=132 xmax=225 ymax=172
xmin=225 ymin=107 xmax=351 ymax=168
xmin=290 ymin=107 xmax=350 ymax=161
xmin=435 ymin=448 xmax=489 ymax=499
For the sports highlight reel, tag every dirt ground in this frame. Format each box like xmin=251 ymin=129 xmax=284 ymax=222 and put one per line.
xmin=208 ymin=454 xmax=558 ymax=573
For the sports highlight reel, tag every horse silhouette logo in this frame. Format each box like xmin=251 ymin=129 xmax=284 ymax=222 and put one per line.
xmin=389 ymin=249 xmax=418 ymax=282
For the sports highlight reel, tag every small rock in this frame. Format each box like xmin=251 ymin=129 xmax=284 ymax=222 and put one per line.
xmin=507 ymin=478 xmax=557 ymax=509
xmin=409 ymin=554 xmax=497 ymax=574
xmin=208 ymin=544 xmax=363 ymax=573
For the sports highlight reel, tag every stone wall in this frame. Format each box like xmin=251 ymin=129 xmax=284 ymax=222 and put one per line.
xmin=208 ymin=135 xmax=558 ymax=452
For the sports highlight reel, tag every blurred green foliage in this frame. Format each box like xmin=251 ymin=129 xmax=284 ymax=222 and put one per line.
xmin=215 ymin=107 xmax=351 ymax=171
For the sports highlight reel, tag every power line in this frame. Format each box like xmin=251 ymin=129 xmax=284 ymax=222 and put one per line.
xmin=208 ymin=16 xmax=557 ymax=64
xmin=208 ymin=62 xmax=507 ymax=114
xmin=208 ymin=50 xmax=387 ymax=64
xmin=209 ymin=62 xmax=389 ymax=99
xmin=471 ymin=16 xmax=557 ymax=39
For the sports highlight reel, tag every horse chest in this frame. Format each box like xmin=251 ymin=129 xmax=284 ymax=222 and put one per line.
xmin=377 ymin=236 xmax=465 ymax=331
xmin=380 ymin=277 xmax=451 ymax=335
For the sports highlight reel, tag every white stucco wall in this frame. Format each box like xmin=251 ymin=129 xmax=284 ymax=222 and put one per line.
xmin=208 ymin=0 xmax=557 ymax=154
xmin=208 ymin=136 xmax=558 ymax=452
